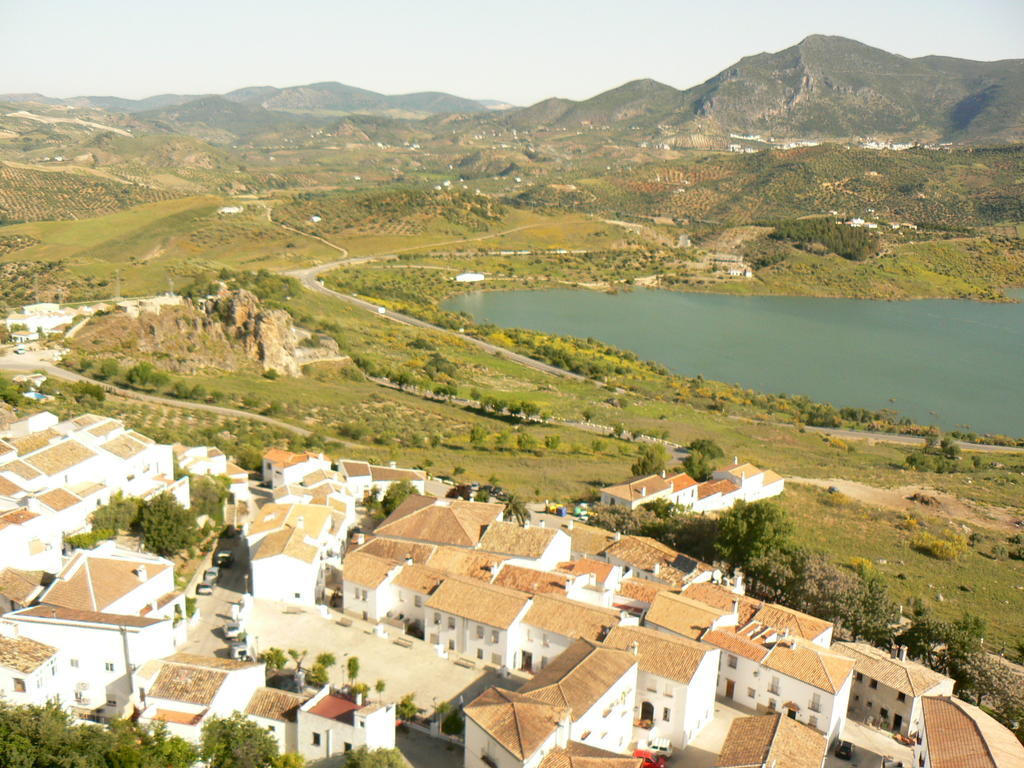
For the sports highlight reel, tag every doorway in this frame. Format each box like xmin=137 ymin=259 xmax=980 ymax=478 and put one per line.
xmin=521 ymin=651 xmax=533 ymax=673
xmin=725 ymin=679 xmax=735 ymax=699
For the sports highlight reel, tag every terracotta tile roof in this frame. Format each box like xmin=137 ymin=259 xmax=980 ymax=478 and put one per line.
xmin=605 ymin=625 xmax=714 ymax=683
xmin=301 ymin=469 xmax=339 ymax=486
xmin=602 ymin=536 xmax=710 ymax=586
xmin=667 ymin=472 xmax=698 ymax=492
xmin=0 ymin=508 xmax=39 ymax=530
xmin=479 ymin=521 xmax=559 ymax=559
xmin=539 ymin=742 xmax=643 ymax=768
xmin=523 ymin=594 xmax=621 ymax=641
xmin=100 ymin=433 xmax=148 ymax=459
xmin=245 ymin=687 xmax=307 ymax=722
xmin=601 ymin=474 xmax=671 ymax=503
xmin=70 ymin=414 xmax=105 ymax=428
xmin=697 ymin=478 xmax=741 ymax=500
xmin=12 ymin=604 xmax=163 ymax=628
xmin=494 ymin=565 xmax=569 ymax=595
xmin=762 ymin=640 xmax=855 ymax=694
xmin=339 ymin=460 xmax=371 ymax=478
xmin=681 ymin=582 xmax=761 ymax=625
xmin=700 ymin=628 xmax=771 ymax=663
xmin=252 ymin=526 xmax=318 ymax=564
xmin=375 ymin=495 xmax=503 ymax=547
xmin=2 ymin=459 xmax=43 ymax=480
xmin=164 ymin=652 xmax=259 ymax=671
xmin=615 ymin=578 xmax=671 ymax=606
xmin=761 ymin=470 xmax=784 ymax=486
xmin=0 ymin=634 xmax=58 ymax=673
xmin=151 ymin=708 xmax=204 ymax=726
xmin=557 ymin=558 xmax=614 ymax=583
xmin=921 ymin=695 xmax=1024 ymax=768
xmin=718 ymin=462 xmax=764 ymax=479
xmin=0 ymin=475 xmax=27 ymax=497
xmin=464 ymin=686 xmax=566 ymax=760
xmin=308 ymin=691 xmax=361 ymax=721
xmin=369 ymin=465 xmax=426 ymax=483
xmin=425 ymin=576 xmax=530 ymax=628
xmin=425 ymin=546 xmax=507 ymax=581
xmin=7 ymin=429 xmax=61 ymax=455
xmin=342 ymin=551 xmax=398 ymax=588
xmin=352 ymin=537 xmax=437 ymax=564
xmin=0 ymin=567 xmax=46 ymax=604
xmin=41 ymin=552 xmax=169 ymax=613
xmin=645 ymin=592 xmax=730 ymax=639
xmin=716 ymin=713 xmax=826 ymax=768
xmin=248 ymin=502 xmax=332 ymax=538
xmin=559 ymin=521 xmax=616 ymax=556
xmin=263 ymin=449 xmax=326 ymax=469
xmin=87 ymin=420 xmax=122 ymax=437
xmin=272 ymin=484 xmax=307 ymax=501
xmin=37 ymin=487 xmax=82 ymax=512
xmin=752 ymin=604 xmax=832 ymax=642
xmin=148 ymin=664 xmax=227 ymax=706
xmin=0 ymin=439 xmax=15 ymax=457
xmin=25 ymin=440 xmax=98 ymax=476
xmin=520 ymin=639 xmax=636 ymax=719
xmin=832 ymin=642 xmax=952 ymax=698
xmin=392 ymin=563 xmax=446 ymax=595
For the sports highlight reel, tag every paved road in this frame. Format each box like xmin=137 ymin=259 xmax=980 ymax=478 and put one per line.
xmin=181 ymin=533 xmax=252 ymax=658
xmin=805 ymin=424 xmax=1023 ymax=454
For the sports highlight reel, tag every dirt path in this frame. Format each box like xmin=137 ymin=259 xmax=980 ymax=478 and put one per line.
xmin=789 ymin=476 xmax=1022 ymax=533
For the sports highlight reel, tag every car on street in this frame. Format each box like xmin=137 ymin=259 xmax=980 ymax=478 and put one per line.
xmin=834 ymin=740 xmax=854 ymax=760
xmin=214 ymin=551 xmax=234 ymax=568
xmin=229 ymin=640 xmax=250 ymax=660
xmin=204 ymin=567 xmax=220 ymax=584
xmin=196 ymin=581 xmax=213 ymax=595
xmin=647 ymin=738 xmax=673 ymax=759
xmin=223 ymin=623 xmax=242 ymax=639
xmin=633 ymin=750 xmax=666 ymax=768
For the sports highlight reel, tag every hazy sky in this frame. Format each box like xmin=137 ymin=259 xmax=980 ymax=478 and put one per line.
xmin=2 ymin=0 xmax=1022 ymax=104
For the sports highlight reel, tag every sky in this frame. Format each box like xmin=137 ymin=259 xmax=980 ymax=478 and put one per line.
xmin=2 ymin=0 xmax=1022 ymax=105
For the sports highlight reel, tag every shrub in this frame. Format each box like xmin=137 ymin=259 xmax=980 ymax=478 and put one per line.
xmin=912 ymin=530 xmax=970 ymax=561
xmin=65 ymin=529 xmax=116 ymax=550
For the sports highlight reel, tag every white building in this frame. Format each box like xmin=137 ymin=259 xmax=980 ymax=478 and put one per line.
xmin=245 ymin=686 xmax=309 ymax=754
xmin=374 ymin=495 xmax=504 ymax=549
xmin=599 ymin=472 xmax=697 ymax=511
xmin=915 ymin=695 xmax=1024 ymax=768
xmin=518 ymin=593 xmax=629 ymax=674
xmin=261 ymin=449 xmax=331 ymax=489
xmin=477 ymin=521 xmax=571 ymax=570
xmin=0 ymin=631 xmax=62 ymax=706
xmin=5 ymin=304 xmax=80 ymax=336
xmin=717 ymin=713 xmax=826 ymax=768
xmin=833 ymin=642 xmax=954 ymax=736
xmin=296 ymin=687 xmax=396 ymax=761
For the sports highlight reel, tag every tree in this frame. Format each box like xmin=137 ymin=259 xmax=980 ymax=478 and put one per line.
xmin=200 ymin=713 xmax=279 ymax=768
xmin=342 ymin=747 xmax=406 ymax=768
xmin=260 ymin=648 xmax=287 ymax=672
xmin=503 ymin=494 xmax=529 ymax=526
xmin=91 ymin=492 xmax=140 ymax=532
xmin=96 ymin=358 xmax=120 ymax=380
xmin=441 ymin=708 xmax=464 ymax=737
xmin=138 ymin=492 xmax=198 ymax=557
xmin=306 ymin=652 xmax=337 ymax=686
xmin=687 ymin=438 xmax=724 ymax=460
xmin=715 ymin=500 xmax=793 ymax=571
xmin=380 ymin=480 xmax=416 ymax=516
xmin=375 ymin=678 xmax=386 ymax=702
xmin=396 ymin=693 xmax=418 ymax=722
xmin=469 ymin=424 xmax=488 ymax=447
xmin=631 ymin=443 xmax=668 ymax=477
xmin=683 ymin=450 xmax=713 ymax=482
xmin=346 ymin=656 xmax=360 ymax=684
xmin=271 ymin=754 xmax=305 ymax=768
xmin=190 ymin=475 xmax=230 ymax=524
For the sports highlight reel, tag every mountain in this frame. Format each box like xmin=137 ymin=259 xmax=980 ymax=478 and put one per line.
xmin=137 ymin=95 xmax=313 ymax=140
xmin=510 ymin=36 xmax=1024 ymax=142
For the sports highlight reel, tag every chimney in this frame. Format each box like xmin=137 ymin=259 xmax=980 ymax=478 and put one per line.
xmin=653 ymin=563 xmax=661 ymax=576
xmin=389 ymin=461 xmax=397 ymax=469
xmin=732 ymin=598 xmax=739 ymax=616
xmin=538 ymin=519 xmax=545 ymax=528
xmin=660 ymin=470 xmax=666 ymax=478
xmin=354 ymin=532 xmax=365 ymax=546
xmin=890 ymin=646 xmax=899 ymax=659
xmin=614 ymin=531 xmax=621 ymax=541
xmin=134 ymin=565 xmax=147 ymax=581
xmin=640 ymin=486 xmax=646 ymax=497
xmin=733 ymin=456 xmax=738 ymax=465
xmin=733 ymin=570 xmax=745 ymax=595
xmin=630 ymin=640 xmax=639 ymax=656
xmin=898 ymin=646 xmax=908 ymax=662
xmin=567 ymin=519 xmax=574 ymax=531
xmin=355 ymin=691 xmax=364 ymax=706
xmin=523 ymin=520 xmax=530 ymax=529
xmin=404 ymin=555 xmax=413 ymax=566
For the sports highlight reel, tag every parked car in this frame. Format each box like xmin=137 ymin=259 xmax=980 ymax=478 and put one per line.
xmin=228 ymin=640 xmax=249 ymax=660
xmin=223 ymin=623 xmax=242 ymax=639
xmin=632 ymin=750 xmax=666 ymax=768
xmin=881 ymin=758 xmax=904 ymax=768
xmin=834 ymin=740 xmax=854 ymax=760
xmin=196 ymin=582 xmax=213 ymax=595
xmin=214 ymin=551 xmax=234 ymax=568
xmin=204 ymin=567 xmax=220 ymax=584
xmin=647 ymin=737 xmax=673 ymax=759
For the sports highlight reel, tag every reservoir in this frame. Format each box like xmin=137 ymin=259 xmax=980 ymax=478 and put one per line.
xmin=444 ymin=289 xmax=1024 ymax=438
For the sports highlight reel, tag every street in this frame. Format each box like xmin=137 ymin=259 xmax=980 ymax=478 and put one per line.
xmin=180 ymin=532 xmax=252 ymax=658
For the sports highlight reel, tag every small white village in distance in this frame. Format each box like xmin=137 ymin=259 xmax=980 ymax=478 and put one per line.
xmin=0 ymin=406 xmax=1020 ymax=768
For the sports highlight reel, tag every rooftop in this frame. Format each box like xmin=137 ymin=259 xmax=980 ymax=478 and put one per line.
xmin=601 ymin=474 xmax=672 ymax=503
xmin=375 ymin=494 xmax=503 ymax=548
xmin=523 ymin=594 xmax=621 ymax=641
xmin=248 ymin=502 xmax=333 ymax=539
xmin=252 ymin=526 xmax=318 ymax=564
xmin=921 ymin=695 xmax=1024 ymax=768
xmin=833 ymin=641 xmax=953 ymax=697
xmin=425 ymin=576 xmax=530 ymax=629
xmin=762 ymin=639 xmax=855 ymax=694
xmin=0 ymin=634 xmax=58 ymax=673
xmin=11 ymin=604 xmax=164 ymax=628
xmin=715 ymin=713 xmax=826 ymax=768
xmin=605 ymin=625 xmax=714 ymax=684
xmin=342 ymin=551 xmax=398 ymax=588
xmin=464 ymin=686 xmax=566 ymax=761
xmin=520 ymin=639 xmax=636 ymax=719
xmin=308 ymin=692 xmax=361 ymax=723
xmin=24 ymin=439 xmax=98 ymax=476
xmin=558 ymin=520 xmax=616 ymax=557
xmin=41 ymin=550 xmax=170 ymax=613
xmin=478 ymin=520 xmax=560 ymax=559
xmin=645 ymin=591 xmax=730 ymax=639
xmin=602 ymin=535 xmax=709 ymax=586
xmin=539 ymin=742 xmax=643 ymax=768
xmin=494 ymin=564 xmax=569 ymax=596
xmin=245 ymin=687 xmax=308 ymax=722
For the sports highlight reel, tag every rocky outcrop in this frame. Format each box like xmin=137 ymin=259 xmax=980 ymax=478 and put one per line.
xmin=204 ymin=289 xmax=301 ymax=376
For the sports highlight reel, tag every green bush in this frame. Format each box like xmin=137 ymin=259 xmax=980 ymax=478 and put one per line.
xmin=65 ymin=529 xmax=116 ymax=550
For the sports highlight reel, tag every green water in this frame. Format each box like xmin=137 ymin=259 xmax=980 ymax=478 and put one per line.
xmin=444 ymin=289 xmax=1024 ymax=438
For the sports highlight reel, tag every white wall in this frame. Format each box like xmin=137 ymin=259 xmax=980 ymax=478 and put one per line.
xmin=569 ymin=663 xmax=637 ymax=753
xmin=0 ymin=653 xmax=63 ymax=706
xmin=252 ymin=555 xmax=320 ymax=606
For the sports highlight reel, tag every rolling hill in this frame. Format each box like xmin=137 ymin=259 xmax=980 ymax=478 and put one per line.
xmin=506 ymin=35 xmax=1024 ymax=143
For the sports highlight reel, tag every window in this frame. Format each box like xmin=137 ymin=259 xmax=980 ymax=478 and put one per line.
xmin=810 ymin=693 xmax=821 ymax=713
xmin=106 ymin=699 xmax=117 ymax=707
xmin=769 ymin=676 xmax=780 ymax=695
xmin=312 ymin=733 xmax=321 ymax=747
xmin=808 ymin=715 xmax=818 ymax=729
xmin=491 ymin=653 xmax=501 ymax=665
xmin=662 ymin=707 xmax=671 ymax=722
xmin=476 ymin=625 xmax=484 ymax=639
xmin=433 ymin=612 xmax=441 ymax=625
xmin=881 ymin=707 xmax=889 ymax=720
xmin=869 ymin=678 xmax=878 ymax=689
xmin=727 ymin=654 xmax=737 ymax=669
xmin=13 ymin=678 xmax=26 ymax=693
xmin=267 ymin=725 xmax=275 ymax=732
xmin=447 ymin=617 xmax=456 ymax=630
xmin=477 ymin=648 xmax=484 ymax=660
xmin=897 ymin=692 xmax=906 ymax=703
xmin=70 ymin=659 xmax=79 ymax=668
xmin=491 ymin=630 xmax=499 ymax=644
xmin=104 ymin=662 xmax=115 ymax=672
xmin=747 ymin=687 xmax=756 ymax=699
xmin=768 ymin=699 xmax=777 ymax=711
xmin=855 ymin=672 xmax=863 ymax=682
xmin=294 ymin=593 xmax=301 ymax=599
xmin=448 ymin=640 xmax=455 ymax=651
xmin=414 ymin=595 xmax=422 ymax=608
xmin=542 ymin=633 xmax=549 ymax=647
